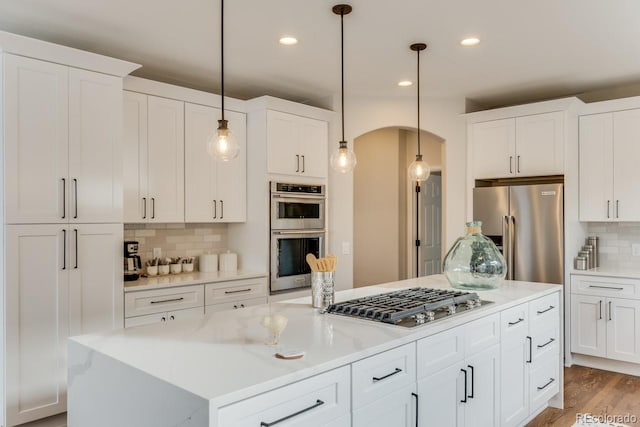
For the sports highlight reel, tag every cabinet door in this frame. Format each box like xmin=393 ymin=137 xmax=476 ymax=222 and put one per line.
xmin=167 ymin=307 xmax=205 ymax=322
xmin=4 ymin=54 xmax=69 ymax=224
xmin=6 ymin=225 xmax=69 ymax=425
xmin=579 ymin=113 xmax=614 ymax=221
xmin=267 ymin=110 xmax=300 ymax=175
xmin=184 ymin=102 xmax=217 ymax=222
xmin=464 ymin=344 xmax=500 ymax=427
xmin=471 ymin=118 xmax=515 ymax=179
xmin=515 ymin=112 xmax=564 ymax=177
xmin=69 ymin=224 xmax=123 ymax=336
xmin=124 ymin=312 xmax=168 ymax=328
xmin=123 ymin=91 xmax=149 ymax=222
xmin=147 ymin=95 xmax=184 ymax=222
xmin=417 ymin=361 xmax=465 ymax=427
xmin=298 ymin=116 xmax=328 ymax=178
xmin=606 ymin=297 xmax=640 ymax=363
xmin=613 ymin=109 xmax=640 ymax=221
xmin=68 ymin=69 xmax=123 ymax=223
xmin=571 ymin=294 xmax=606 ymax=357
xmin=500 ymin=335 xmax=529 ymax=427
xmin=353 ymin=384 xmax=416 ymax=427
xmin=216 ymin=109 xmax=247 ymax=222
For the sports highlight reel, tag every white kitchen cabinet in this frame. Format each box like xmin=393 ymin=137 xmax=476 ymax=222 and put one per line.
xmin=124 ymin=285 xmax=204 ymax=318
xmin=571 ymin=294 xmax=606 ymax=358
xmin=471 ymin=112 xmax=564 ymax=180
xmin=353 ymin=384 xmax=416 ymax=427
xmin=123 ymin=91 xmax=149 ymax=222
xmin=205 ymin=296 xmax=266 ymax=314
xmin=124 ymin=307 xmax=204 ymax=328
xmin=500 ymin=323 xmax=529 ymax=427
xmin=579 ymin=109 xmax=640 ymax=221
xmin=184 ymin=102 xmax=246 ymax=222
xmin=463 ymin=345 xmax=500 ymax=427
xmin=606 ymin=297 xmax=640 ymax=363
xmin=418 ymin=361 xmax=465 ymax=427
xmin=267 ymin=110 xmax=328 ymax=178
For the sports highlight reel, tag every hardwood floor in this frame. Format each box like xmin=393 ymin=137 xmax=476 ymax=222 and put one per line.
xmin=527 ymin=365 xmax=640 ymax=427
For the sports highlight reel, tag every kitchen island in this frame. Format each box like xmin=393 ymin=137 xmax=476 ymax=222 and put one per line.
xmin=68 ymin=275 xmax=562 ymax=427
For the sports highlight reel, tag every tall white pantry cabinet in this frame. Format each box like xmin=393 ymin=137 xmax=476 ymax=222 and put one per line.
xmin=0 ymin=32 xmax=139 ymax=426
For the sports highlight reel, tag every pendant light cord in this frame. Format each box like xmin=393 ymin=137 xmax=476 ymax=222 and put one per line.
xmin=416 ymin=48 xmax=421 ymax=157
xmin=340 ymin=10 xmax=345 ymax=142
xmin=220 ymin=0 xmax=225 ymax=121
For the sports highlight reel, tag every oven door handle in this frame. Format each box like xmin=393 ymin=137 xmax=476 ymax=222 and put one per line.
xmin=272 ymin=230 xmax=326 ymax=235
xmin=272 ymin=194 xmax=326 ymax=200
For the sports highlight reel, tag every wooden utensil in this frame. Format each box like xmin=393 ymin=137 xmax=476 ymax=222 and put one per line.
xmin=306 ymin=253 xmax=319 ymax=272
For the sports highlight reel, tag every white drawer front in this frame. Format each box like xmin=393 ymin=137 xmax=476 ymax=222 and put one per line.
xmin=529 ymin=353 xmax=560 ymax=412
xmin=205 ymin=297 xmax=267 ymax=314
xmin=417 ymin=326 xmax=465 ymax=379
xmin=218 ymin=366 xmax=350 ymax=427
xmin=352 ymin=343 xmax=416 ymax=409
xmin=501 ymin=303 xmax=529 ymax=342
xmin=571 ymin=275 xmax=638 ymax=298
xmin=125 ymin=285 xmax=204 ymax=317
xmin=531 ymin=325 xmax=559 ymax=362
xmin=124 ymin=312 xmax=168 ymax=328
xmin=205 ymin=277 xmax=267 ymax=305
xmin=465 ymin=312 xmax=500 ymax=354
xmin=529 ymin=292 xmax=560 ymax=331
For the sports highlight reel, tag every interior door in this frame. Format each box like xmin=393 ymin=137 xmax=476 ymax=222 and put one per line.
xmin=515 ymin=112 xmax=564 ymax=177
xmin=216 ymin=109 xmax=247 ymax=222
xmin=606 ymin=297 xmax=640 ymax=363
xmin=464 ymin=345 xmax=500 ymax=427
xmin=4 ymin=54 xmax=69 ymax=224
xmin=613 ymin=109 xmax=640 ymax=221
xmin=298 ymin=116 xmax=328 ymax=178
xmin=471 ymin=118 xmax=515 ymax=179
xmin=420 ymin=174 xmax=442 ymax=276
xmin=123 ymin=91 xmax=149 ymax=223
xmin=69 ymin=68 xmax=123 ymax=223
xmin=571 ymin=294 xmax=606 ymax=358
xmin=267 ymin=110 xmax=299 ymax=175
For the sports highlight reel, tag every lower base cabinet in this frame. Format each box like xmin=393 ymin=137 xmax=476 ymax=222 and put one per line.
xmin=124 ymin=307 xmax=204 ymax=328
xmin=353 ymin=384 xmax=417 ymax=427
xmin=418 ymin=361 xmax=465 ymax=427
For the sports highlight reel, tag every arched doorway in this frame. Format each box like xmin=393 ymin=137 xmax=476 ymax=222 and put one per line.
xmin=352 ymin=127 xmax=445 ymax=288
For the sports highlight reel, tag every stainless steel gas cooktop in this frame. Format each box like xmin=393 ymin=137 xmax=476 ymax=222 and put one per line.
xmin=325 ymin=287 xmax=492 ymax=328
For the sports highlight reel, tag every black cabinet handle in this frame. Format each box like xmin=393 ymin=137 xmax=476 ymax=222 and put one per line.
xmin=161 ymin=316 xmax=167 ymax=322
xmin=220 ymin=200 xmax=224 ymax=219
xmin=509 ymin=156 xmax=513 ymax=174
xmin=224 ymin=288 xmax=252 ymax=294
xmin=170 ymin=315 xmax=175 ymax=320
xmin=526 ymin=336 xmax=532 ymax=363
xmin=74 ymin=229 xmax=78 ymax=269
xmin=301 ymin=155 xmax=305 ymax=173
xmin=213 ymin=200 xmax=217 ymax=219
xmin=467 ymin=365 xmax=474 ymax=399
xmin=599 ymin=300 xmax=603 ymax=320
xmin=589 ymin=285 xmax=623 ymax=291
xmin=607 ymin=200 xmax=610 ymax=218
xmin=609 ymin=301 xmax=612 ymax=321
xmin=296 ymin=154 xmax=300 ymax=173
xmin=150 ymin=297 xmax=184 ymax=304
xmin=537 ymin=378 xmax=555 ymax=391
xmin=62 ymin=229 xmax=67 ymax=270
xmin=151 ymin=198 xmax=155 ymax=219
xmin=260 ymin=399 xmax=324 ymax=426
xmin=142 ymin=197 xmax=147 ymax=219
xmin=61 ymin=178 xmax=66 ymax=219
xmin=412 ymin=392 xmax=419 ymax=427
xmin=460 ymin=369 xmax=468 ymax=403
xmin=233 ymin=305 xmax=238 ymax=309
xmin=537 ymin=338 xmax=555 ymax=349
xmin=240 ymin=304 xmax=245 ymax=308
xmin=616 ymin=200 xmax=620 ymax=218
xmin=536 ymin=305 xmax=554 ymax=315
xmin=508 ymin=318 xmax=524 ymax=326
xmin=517 ymin=155 xmax=521 ymax=173
xmin=372 ymin=368 xmax=402 ymax=382
xmin=73 ymin=178 xmax=78 ymax=219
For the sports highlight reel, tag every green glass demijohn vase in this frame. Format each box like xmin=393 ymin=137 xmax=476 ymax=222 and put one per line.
xmin=442 ymin=221 xmax=507 ymax=290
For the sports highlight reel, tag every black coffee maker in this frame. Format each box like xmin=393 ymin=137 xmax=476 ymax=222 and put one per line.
xmin=124 ymin=241 xmax=141 ymax=281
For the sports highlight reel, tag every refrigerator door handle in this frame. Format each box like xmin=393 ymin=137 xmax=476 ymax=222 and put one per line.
xmin=503 ymin=215 xmax=510 ymax=280
xmin=509 ymin=215 xmax=516 ymax=280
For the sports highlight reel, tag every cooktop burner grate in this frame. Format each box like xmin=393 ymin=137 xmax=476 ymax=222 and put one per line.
xmin=325 ymin=287 xmax=492 ymax=328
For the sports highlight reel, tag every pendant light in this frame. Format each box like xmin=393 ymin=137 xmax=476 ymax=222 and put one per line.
xmin=407 ymin=43 xmax=431 ymax=182
xmin=207 ymin=0 xmax=240 ymax=161
xmin=329 ymin=4 xmax=357 ymax=174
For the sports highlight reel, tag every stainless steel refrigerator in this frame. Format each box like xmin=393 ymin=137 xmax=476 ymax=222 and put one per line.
xmin=473 ymin=183 xmax=563 ymax=285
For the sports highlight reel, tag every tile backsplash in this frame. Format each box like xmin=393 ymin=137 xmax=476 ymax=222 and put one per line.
xmin=587 ymin=223 xmax=640 ymax=268
xmin=124 ymin=223 xmax=229 ymax=268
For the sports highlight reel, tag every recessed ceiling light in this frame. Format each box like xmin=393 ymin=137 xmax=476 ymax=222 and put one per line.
xmin=460 ymin=37 xmax=480 ymax=47
xmin=279 ymin=36 xmax=298 ymax=46
xmin=398 ymin=80 xmax=413 ymax=87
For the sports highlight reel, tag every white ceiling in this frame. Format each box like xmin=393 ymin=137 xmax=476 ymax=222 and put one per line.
xmin=1 ymin=0 xmax=640 ymax=109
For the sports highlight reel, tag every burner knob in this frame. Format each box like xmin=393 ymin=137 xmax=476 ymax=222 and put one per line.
xmin=466 ymin=300 xmax=476 ymax=309
xmin=425 ymin=311 xmax=436 ymax=321
xmin=414 ymin=313 xmax=427 ymax=324
xmin=447 ymin=305 xmax=457 ymax=315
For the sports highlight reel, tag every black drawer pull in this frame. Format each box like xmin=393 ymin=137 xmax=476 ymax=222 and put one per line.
xmin=372 ymin=368 xmax=402 ymax=382
xmin=224 ymin=288 xmax=252 ymax=294
xmin=260 ymin=399 xmax=324 ymax=426
xmin=537 ymin=338 xmax=555 ymax=349
xmin=536 ymin=305 xmax=554 ymax=315
xmin=508 ymin=318 xmax=524 ymax=326
xmin=537 ymin=378 xmax=555 ymax=391
xmin=150 ymin=297 xmax=184 ymax=304
xmin=589 ymin=285 xmax=623 ymax=291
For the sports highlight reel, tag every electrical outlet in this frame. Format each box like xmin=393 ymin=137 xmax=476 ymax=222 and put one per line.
xmin=632 ymin=243 xmax=640 ymax=257
xmin=341 ymin=242 xmax=351 ymax=255
xmin=153 ymin=247 xmax=162 ymax=258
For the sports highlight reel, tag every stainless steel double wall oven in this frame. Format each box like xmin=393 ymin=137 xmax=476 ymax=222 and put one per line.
xmin=270 ymin=182 xmax=325 ymax=293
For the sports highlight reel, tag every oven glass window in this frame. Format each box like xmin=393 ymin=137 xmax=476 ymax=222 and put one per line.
xmin=278 ymin=237 xmax=320 ymax=277
xmin=278 ymin=202 xmax=320 ymax=220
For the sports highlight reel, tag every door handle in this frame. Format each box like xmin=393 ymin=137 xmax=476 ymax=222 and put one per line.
xmin=224 ymin=288 xmax=252 ymax=294
xmin=73 ymin=178 xmax=78 ymax=219
xmin=74 ymin=229 xmax=78 ymax=269
xmin=509 ymin=215 xmax=515 ymax=280
xmin=301 ymin=155 xmax=305 ymax=173
xmin=61 ymin=178 xmax=66 ymax=219
xmin=508 ymin=317 xmax=524 ymax=326
xmin=503 ymin=215 xmax=510 ymax=280
xmin=537 ymin=305 xmax=555 ymax=315
xmin=220 ymin=200 xmax=224 ymax=219
xmin=609 ymin=301 xmax=612 ymax=321
xmin=467 ymin=365 xmax=474 ymax=399
xmin=509 ymin=156 xmax=513 ymax=174
xmin=150 ymin=297 xmax=184 ymax=304
xmin=607 ymin=200 xmax=610 ymax=219
xmin=537 ymin=338 xmax=555 ymax=349
xmin=412 ymin=393 xmax=419 ymax=427
xmin=616 ymin=200 xmax=620 ymax=218
xmin=537 ymin=378 xmax=555 ymax=391
xmin=372 ymin=368 xmax=402 ymax=382
xmin=599 ymin=300 xmax=603 ymax=320
xmin=260 ymin=399 xmax=324 ymax=426
xmin=151 ymin=198 xmax=155 ymax=219
xmin=296 ymin=154 xmax=300 ymax=172
xmin=142 ymin=197 xmax=147 ymax=219
xmin=526 ymin=336 xmax=533 ymax=363
xmin=213 ymin=200 xmax=217 ymax=219
xmin=62 ymin=229 xmax=67 ymax=270
xmin=460 ymin=369 xmax=468 ymax=403
xmin=517 ymin=155 xmax=521 ymax=173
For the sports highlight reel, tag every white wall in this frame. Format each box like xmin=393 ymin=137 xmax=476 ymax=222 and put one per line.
xmin=328 ymin=94 xmax=467 ymax=290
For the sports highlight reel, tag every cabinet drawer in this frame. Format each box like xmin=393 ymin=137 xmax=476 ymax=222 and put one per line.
xmin=352 ymin=343 xmax=416 ymax=409
xmin=417 ymin=326 xmax=465 ymax=379
xmin=125 ymin=285 xmax=204 ymax=317
xmin=501 ymin=303 xmax=529 ymax=341
xmin=124 ymin=312 xmax=168 ymax=328
xmin=205 ymin=277 xmax=267 ymax=305
xmin=167 ymin=307 xmax=204 ymax=322
xmin=529 ymin=292 xmax=560 ymax=331
xmin=529 ymin=353 xmax=560 ymax=412
xmin=531 ymin=325 xmax=559 ymax=362
xmin=465 ymin=313 xmax=500 ymax=354
xmin=205 ymin=296 xmax=267 ymax=314
xmin=217 ymin=366 xmax=350 ymax=427
xmin=571 ymin=275 xmax=638 ymax=298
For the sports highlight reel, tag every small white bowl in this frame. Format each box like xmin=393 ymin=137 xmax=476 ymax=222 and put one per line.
xmin=146 ymin=266 xmax=158 ymax=276
xmin=183 ymin=263 xmax=194 ymax=273
xmin=158 ymin=265 xmax=170 ymax=275
xmin=170 ymin=263 xmax=182 ymax=274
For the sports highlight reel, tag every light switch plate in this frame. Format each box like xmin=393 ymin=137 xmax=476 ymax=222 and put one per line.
xmin=632 ymin=243 xmax=640 ymax=257
xmin=342 ymin=242 xmax=351 ymax=255
xmin=153 ymin=247 xmax=162 ymax=258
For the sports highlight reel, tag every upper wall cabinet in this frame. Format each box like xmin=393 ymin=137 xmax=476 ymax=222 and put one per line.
xmin=123 ymin=92 xmax=185 ymax=223
xmin=4 ymin=54 xmax=123 ymax=224
xmin=579 ymin=109 xmax=640 ymax=222
xmin=267 ymin=110 xmax=328 ymax=178
xmin=185 ymin=103 xmax=247 ymax=223
xmin=470 ymin=111 xmax=564 ymax=180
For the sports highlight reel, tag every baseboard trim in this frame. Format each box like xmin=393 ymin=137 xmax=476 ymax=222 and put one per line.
xmin=570 ymin=354 xmax=640 ymax=376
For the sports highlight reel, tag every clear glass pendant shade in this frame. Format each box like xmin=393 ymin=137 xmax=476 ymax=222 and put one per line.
xmin=207 ymin=120 xmax=239 ymax=161
xmin=408 ymin=154 xmax=430 ymax=181
xmin=330 ymin=141 xmax=357 ymax=174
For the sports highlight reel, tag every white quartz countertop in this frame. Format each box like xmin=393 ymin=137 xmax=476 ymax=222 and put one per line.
xmin=72 ymin=275 xmax=561 ymax=407
xmin=123 ymin=270 xmax=267 ymax=292
xmin=571 ymin=264 xmax=640 ymax=280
